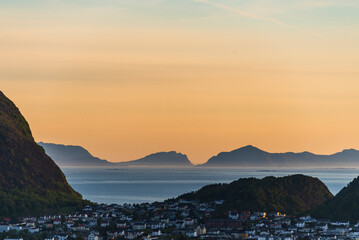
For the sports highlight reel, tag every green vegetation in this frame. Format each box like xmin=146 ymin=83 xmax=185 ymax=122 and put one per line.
xmin=175 ymin=174 xmax=333 ymax=215
xmin=0 ymin=91 xmax=90 ymax=218
xmin=311 ymin=176 xmax=359 ymax=222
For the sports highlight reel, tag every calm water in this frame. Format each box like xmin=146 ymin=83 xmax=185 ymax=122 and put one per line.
xmin=62 ymin=167 xmax=359 ymax=204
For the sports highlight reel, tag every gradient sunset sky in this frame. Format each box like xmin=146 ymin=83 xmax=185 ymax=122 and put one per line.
xmin=2 ymin=0 xmax=359 ymax=164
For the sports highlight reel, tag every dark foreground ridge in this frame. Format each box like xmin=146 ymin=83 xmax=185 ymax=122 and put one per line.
xmin=174 ymin=174 xmax=333 ymax=215
xmin=311 ymin=175 xmax=359 ymax=222
xmin=0 ymin=91 xmax=89 ymax=218
xmin=1 ymin=174 xmax=359 ymax=239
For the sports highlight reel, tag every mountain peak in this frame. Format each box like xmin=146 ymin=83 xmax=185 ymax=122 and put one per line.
xmin=0 ymin=91 xmax=33 ymax=141
xmin=341 ymin=148 xmax=358 ymax=152
xmin=0 ymin=91 xmax=87 ymax=217
xmin=311 ymin=175 xmax=359 ymax=221
xmin=238 ymin=145 xmax=262 ymax=151
xmin=177 ymin=174 xmax=333 ymax=215
xmin=202 ymin=145 xmax=359 ymax=167
xmin=118 ymin=151 xmax=193 ymax=167
xmin=332 ymin=148 xmax=359 ymax=158
xmin=147 ymin=151 xmax=187 ymax=159
xmin=38 ymin=142 xmax=113 ymax=167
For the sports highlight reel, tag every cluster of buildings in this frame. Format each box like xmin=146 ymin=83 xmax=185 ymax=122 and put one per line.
xmin=0 ymin=200 xmax=358 ymax=240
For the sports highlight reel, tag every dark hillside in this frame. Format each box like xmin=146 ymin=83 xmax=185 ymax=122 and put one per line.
xmin=177 ymin=174 xmax=333 ymax=215
xmin=311 ymin=176 xmax=359 ymax=222
xmin=0 ymin=91 xmax=89 ymax=218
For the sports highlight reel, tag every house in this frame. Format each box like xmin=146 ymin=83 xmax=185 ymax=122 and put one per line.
xmin=0 ymin=225 xmax=11 ymax=232
xmin=24 ymin=227 xmax=40 ymax=233
xmin=296 ymin=222 xmax=305 ymax=228
xmin=117 ymin=222 xmax=127 ymax=228
xmin=229 ymin=210 xmax=239 ymax=220
xmin=100 ymin=221 xmax=110 ymax=227
xmin=151 ymin=230 xmax=162 ymax=236
xmin=83 ymin=206 xmax=93 ymax=212
xmin=195 ymin=225 xmax=207 ymax=235
xmin=186 ymin=231 xmax=198 ymax=237
xmin=149 ymin=222 xmax=165 ymax=229
xmin=184 ymin=218 xmax=194 ymax=226
xmin=315 ymin=223 xmax=328 ymax=231
xmin=331 ymin=221 xmax=350 ymax=227
xmin=72 ymin=224 xmax=86 ymax=231
xmin=53 ymin=219 xmax=62 ymax=225
xmin=281 ymin=219 xmax=291 ymax=226
xmin=45 ymin=235 xmax=67 ymax=240
xmin=88 ymin=220 xmax=97 ymax=227
xmin=271 ymin=223 xmax=282 ymax=230
xmin=299 ymin=215 xmax=317 ymax=223
xmin=231 ymin=233 xmax=248 ymax=239
xmin=175 ymin=221 xmax=185 ymax=229
xmin=240 ymin=211 xmax=250 ymax=221
xmin=254 ymin=212 xmax=267 ymax=218
xmin=133 ymin=222 xmax=146 ymax=230
xmin=123 ymin=231 xmax=141 ymax=239
xmin=87 ymin=232 xmax=101 ymax=240
xmin=205 ymin=219 xmax=242 ymax=230
xmin=283 ymin=237 xmax=294 ymax=240
xmin=25 ymin=221 xmax=35 ymax=228
xmin=143 ymin=235 xmax=157 ymax=240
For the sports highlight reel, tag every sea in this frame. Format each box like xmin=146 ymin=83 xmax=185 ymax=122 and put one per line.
xmin=61 ymin=167 xmax=359 ymax=205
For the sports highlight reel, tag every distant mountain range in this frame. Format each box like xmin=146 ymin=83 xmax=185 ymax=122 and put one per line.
xmin=201 ymin=145 xmax=359 ymax=167
xmin=39 ymin=143 xmax=359 ymax=168
xmin=5 ymin=86 xmax=359 ymax=221
xmin=117 ymin=151 xmax=193 ymax=167
xmin=39 ymin=143 xmax=192 ymax=167
xmin=38 ymin=142 xmax=113 ymax=167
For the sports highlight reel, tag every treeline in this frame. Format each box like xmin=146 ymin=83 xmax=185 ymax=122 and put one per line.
xmin=175 ymin=175 xmax=333 ymax=215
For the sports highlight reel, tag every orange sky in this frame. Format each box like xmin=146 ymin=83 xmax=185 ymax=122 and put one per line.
xmin=2 ymin=1 xmax=359 ymax=163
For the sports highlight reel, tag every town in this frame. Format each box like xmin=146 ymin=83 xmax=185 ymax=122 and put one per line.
xmin=0 ymin=199 xmax=357 ymax=240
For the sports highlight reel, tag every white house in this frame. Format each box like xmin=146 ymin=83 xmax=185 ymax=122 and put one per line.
xmin=0 ymin=225 xmax=11 ymax=232
xmin=296 ymin=222 xmax=305 ymax=228
xmin=87 ymin=232 xmax=100 ymax=240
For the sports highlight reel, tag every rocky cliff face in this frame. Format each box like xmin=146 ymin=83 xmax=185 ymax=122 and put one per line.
xmin=0 ymin=91 xmax=88 ymax=218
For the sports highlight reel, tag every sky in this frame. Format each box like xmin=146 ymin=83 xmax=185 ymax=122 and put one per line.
xmin=1 ymin=0 xmax=359 ymax=164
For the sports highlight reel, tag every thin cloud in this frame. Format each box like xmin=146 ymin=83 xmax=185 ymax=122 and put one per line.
xmin=193 ymin=0 xmax=324 ymax=38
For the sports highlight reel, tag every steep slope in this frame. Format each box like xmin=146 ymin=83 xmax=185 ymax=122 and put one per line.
xmin=38 ymin=142 xmax=113 ymax=167
xmin=175 ymin=175 xmax=333 ymax=215
xmin=201 ymin=145 xmax=359 ymax=167
xmin=0 ymin=91 xmax=88 ymax=218
xmin=311 ymin=176 xmax=359 ymax=222
xmin=117 ymin=151 xmax=193 ymax=167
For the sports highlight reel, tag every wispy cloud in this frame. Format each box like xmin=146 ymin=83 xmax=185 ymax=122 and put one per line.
xmin=193 ymin=0 xmax=324 ymax=38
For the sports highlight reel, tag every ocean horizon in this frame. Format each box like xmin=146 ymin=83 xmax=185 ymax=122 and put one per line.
xmin=62 ymin=167 xmax=358 ymax=205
